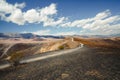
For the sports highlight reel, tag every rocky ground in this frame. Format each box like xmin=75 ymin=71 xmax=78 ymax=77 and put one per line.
xmin=0 ymin=46 xmax=120 ymax=80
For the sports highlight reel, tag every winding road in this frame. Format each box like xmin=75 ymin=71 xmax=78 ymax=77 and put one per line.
xmin=20 ymin=43 xmax=84 ymax=63
xmin=0 ymin=43 xmax=84 ymax=69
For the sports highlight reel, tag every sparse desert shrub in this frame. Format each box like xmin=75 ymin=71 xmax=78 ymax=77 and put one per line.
xmin=10 ymin=52 xmax=24 ymax=66
xmin=58 ymin=45 xmax=64 ymax=50
xmin=58 ymin=43 xmax=70 ymax=50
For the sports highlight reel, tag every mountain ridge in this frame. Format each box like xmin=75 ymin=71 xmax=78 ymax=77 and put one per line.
xmin=0 ymin=33 xmax=120 ymax=39
xmin=0 ymin=33 xmax=64 ymax=39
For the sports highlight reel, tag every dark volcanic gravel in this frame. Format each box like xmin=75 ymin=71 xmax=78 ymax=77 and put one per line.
xmin=0 ymin=47 xmax=120 ymax=80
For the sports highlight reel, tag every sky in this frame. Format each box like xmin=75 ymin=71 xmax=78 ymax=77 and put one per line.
xmin=0 ymin=0 xmax=120 ymax=35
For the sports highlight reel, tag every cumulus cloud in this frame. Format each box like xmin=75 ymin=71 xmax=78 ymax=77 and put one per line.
xmin=55 ymin=31 xmax=76 ymax=35
xmin=61 ymin=10 xmax=112 ymax=27
xmin=61 ymin=10 xmax=120 ymax=35
xmin=40 ymin=3 xmax=57 ymax=16
xmin=0 ymin=0 xmax=66 ymax=26
xmin=22 ymin=30 xmax=51 ymax=35
xmin=24 ymin=9 xmax=40 ymax=23
xmin=7 ymin=9 xmax=25 ymax=25
xmin=0 ymin=0 xmax=25 ymax=14
xmin=43 ymin=17 xmax=66 ymax=26
xmin=32 ymin=30 xmax=50 ymax=35
xmin=0 ymin=0 xmax=25 ymax=24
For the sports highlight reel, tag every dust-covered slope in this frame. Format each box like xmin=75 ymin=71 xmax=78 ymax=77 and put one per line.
xmin=39 ymin=39 xmax=80 ymax=53
xmin=0 ymin=43 xmax=42 ymax=62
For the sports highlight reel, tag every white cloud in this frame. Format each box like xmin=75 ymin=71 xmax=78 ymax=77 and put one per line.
xmin=61 ymin=10 xmax=112 ymax=27
xmin=94 ymin=10 xmax=111 ymax=20
xmin=0 ymin=0 xmax=25 ymax=14
xmin=40 ymin=3 xmax=57 ymax=16
xmin=32 ymin=30 xmax=50 ymax=35
xmin=61 ymin=10 xmax=120 ymax=35
xmin=0 ymin=0 xmax=66 ymax=26
xmin=0 ymin=0 xmax=25 ymax=25
xmin=22 ymin=30 xmax=51 ymax=35
xmin=7 ymin=9 xmax=25 ymax=25
xmin=55 ymin=31 xmax=76 ymax=35
xmin=23 ymin=3 xmax=59 ymax=24
xmin=24 ymin=9 xmax=40 ymax=23
xmin=43 ymin=17 xmax=66 ymax=26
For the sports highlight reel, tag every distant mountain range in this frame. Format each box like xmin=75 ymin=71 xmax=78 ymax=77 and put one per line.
xmin=0 ymin=33 xmax=64 ymax=39
xmin=0 ymin=33 xmax=119 ymax=39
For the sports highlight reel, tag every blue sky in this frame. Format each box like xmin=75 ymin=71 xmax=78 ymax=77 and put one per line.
xmin=0 ymin=0 xmax=120 ymax=35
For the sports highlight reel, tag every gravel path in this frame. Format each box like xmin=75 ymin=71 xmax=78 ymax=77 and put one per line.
xmin=0 ymin=47 xmax=120 ymax=80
